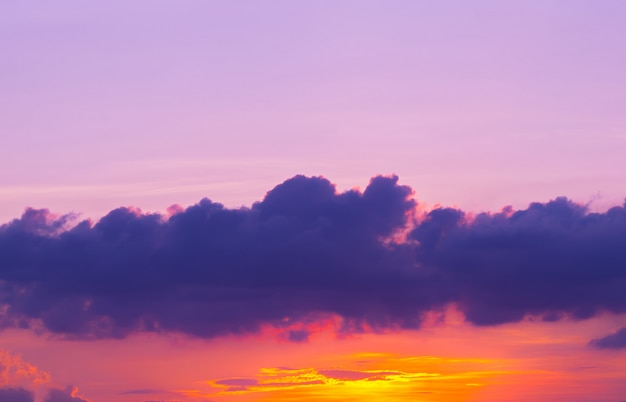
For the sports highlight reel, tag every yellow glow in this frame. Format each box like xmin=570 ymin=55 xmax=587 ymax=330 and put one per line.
xmin=199 ymin=354 xmax=537 ymax=401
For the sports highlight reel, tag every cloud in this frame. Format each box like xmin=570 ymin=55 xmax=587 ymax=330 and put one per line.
xmin=215 ymin=378 xmax=258 ymax=387
xmin=284 ymin=329 xmax=311 ymax=343
xmin=214 ymin=378 xmax=258 ymax=392
xmin=317 ymin=369 xmax=398 ymax=381
xmin=1 ymin=175 xmax=626 ymax=339
xmin=0 ymin=175 xmax=423 ymax=339
xmin=0 ymin=347 xmax=50 ymax=391
xmin=589 ymin=327 xmax=626 ymax=349
xmin=411 ymin=197 xmax=626 ymax=325
xmin=0 ymin=387 xmax=34 ymax=402
xmin=1 ymin=348 xmax=91 ymax=402
xmin=120 ymin=389 xmax=163 ymax=395
xmin=44 ymin=387 xmax=90 ymax=402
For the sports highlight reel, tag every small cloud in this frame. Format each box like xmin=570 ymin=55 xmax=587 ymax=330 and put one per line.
xmin=0 ymin=348 xmax=51 ymax=388
xmin=285 ymin=329 xmax=310 ymax=343
xmin=589 ymin=327 xmax=626 ymax=349
xmin=215 ymin=378 xmax=258 ymax=387
xmin=318 ymin=369 xmax=397 ymax=381
xmin=120 ymin=389 xmax=162 ymax=395
xmin=45 ymin=386 xmax=90 ymax=402
xmin=214 ymin=378 xmax=258 ymax=392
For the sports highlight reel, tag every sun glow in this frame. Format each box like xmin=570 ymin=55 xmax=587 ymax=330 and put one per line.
xmin=194 ymin=354 xmax=524 ymax=401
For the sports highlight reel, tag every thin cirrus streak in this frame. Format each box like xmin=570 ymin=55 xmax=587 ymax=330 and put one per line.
xmin=1 ymin=174 xmax=626 ymax=347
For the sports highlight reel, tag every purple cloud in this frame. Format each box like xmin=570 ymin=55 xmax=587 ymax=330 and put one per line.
xmin=411 ymin=197 xmax=626 ymax=325
xmin=44 ymin=387 xmax=90 ymax=402
xmin=0 ymin=387 xmax=33 ymax=402
xmin=589 ymin=327 xmax=626 ymax=349
xmin=1 ymin=175 xmax=626 ymax=340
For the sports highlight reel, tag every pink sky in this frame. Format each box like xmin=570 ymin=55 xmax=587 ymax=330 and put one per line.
xmin=1 ymin=1 xmax=625 ymax=223
xmin=1 ymin=2 xmax=626 ymax=401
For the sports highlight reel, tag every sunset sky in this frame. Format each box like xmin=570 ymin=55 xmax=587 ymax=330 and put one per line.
xmin=1 ymin=1 xmax=626 ymax=401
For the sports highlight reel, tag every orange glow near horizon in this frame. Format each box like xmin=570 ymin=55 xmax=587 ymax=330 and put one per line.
xmin=2 ymin=308 xmax=626 ymax=401
xmin=168 ymin=309 xmax=626 ymax=401
xmin=197 ymin=354 xmax=517 ymax=401
xmin=181 ymin=348 xmax=626 ymax=402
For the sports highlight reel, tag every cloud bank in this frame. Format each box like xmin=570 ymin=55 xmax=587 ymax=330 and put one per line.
xmin=1 ymin=175 xmax=626 ymax=340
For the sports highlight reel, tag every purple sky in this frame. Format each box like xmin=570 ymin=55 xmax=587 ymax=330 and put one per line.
xmin=2 ymin=1 xmax=625 ymax=222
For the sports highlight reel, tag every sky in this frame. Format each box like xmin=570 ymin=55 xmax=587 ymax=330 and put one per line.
xmin=1 ymin=1 xmax=626 ymax=401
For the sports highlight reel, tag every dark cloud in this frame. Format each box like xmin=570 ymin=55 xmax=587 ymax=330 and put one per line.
xmin=411 ymin=197 xmax=626 ymax=325
xmin=0 ymin=175 xmax=423 ymax=339
xmin=0 ymin=387 xmax=34 ymax=402
xmin=44 ymin=387 xmax=90 ymax=402
xmin=1 ymin=175 xmax=626 ymax=340
xmin=589 ymin=327 xmax=626 ymax=349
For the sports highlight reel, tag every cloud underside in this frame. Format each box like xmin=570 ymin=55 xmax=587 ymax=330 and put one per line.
xmin=1 ymin=175 xmax=626 ymax=341
xmin=589 ymin=327 xmax=626 ymax=349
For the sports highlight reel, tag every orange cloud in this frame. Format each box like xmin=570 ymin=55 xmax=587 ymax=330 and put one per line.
xmin=0 ymin=348 xmax=50 ymax=390
xmin=0 ymin=347 xmax=92 ymax=402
